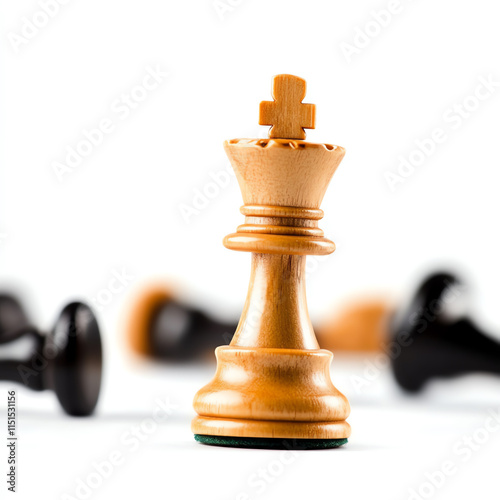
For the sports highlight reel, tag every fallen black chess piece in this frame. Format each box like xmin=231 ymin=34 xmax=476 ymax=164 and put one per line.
xmin=390 ymin=272 xmax=500 ymax=391
xmin=127 ymin=287 xmax=235 ymax=361
xmin=0 ymin=294 xmax=102 ymax=416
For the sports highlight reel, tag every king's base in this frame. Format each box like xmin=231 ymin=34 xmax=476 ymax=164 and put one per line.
xmin=192 ymin=346 xmax=351 ymax=448
xmin=192 ymin=416 xmax=350 ymax=449
xmin=191 ymin=415 xmax=351 ymax=443
xmin=194 ymin=434 xmax=348 ymax=450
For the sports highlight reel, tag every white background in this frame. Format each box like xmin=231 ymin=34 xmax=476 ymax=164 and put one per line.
xmin=1 ymin=0 xmax=500 ymax=499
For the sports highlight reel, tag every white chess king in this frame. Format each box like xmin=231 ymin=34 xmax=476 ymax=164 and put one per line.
xmin=192 ymin=74 xmax=351 ymax=449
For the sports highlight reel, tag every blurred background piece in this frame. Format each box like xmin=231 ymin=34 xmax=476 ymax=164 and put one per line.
xmin=0 ymin=294 xmax=102 ymax=416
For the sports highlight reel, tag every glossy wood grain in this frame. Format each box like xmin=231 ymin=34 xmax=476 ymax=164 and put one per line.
xmin=192 ymin=75 xmax=351 ymax=441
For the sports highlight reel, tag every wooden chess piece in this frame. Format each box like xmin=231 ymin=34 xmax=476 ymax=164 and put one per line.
xmin=391 ymin=272 xmax=500 ymax=392
xmin=191 ymin=74 xmax=351 ymax=449
xmin=126 ymin=286 xmax=235 ymax=361
xmin=0 ymin=294 xmax=102 ymax=416
xmin=317 ymin=299 xmax=392 ymax=352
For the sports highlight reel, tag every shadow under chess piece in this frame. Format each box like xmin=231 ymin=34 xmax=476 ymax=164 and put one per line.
xmin=126 ymin=286 xmax=236 ymax=362
xmin=0 ymin=294 xmax=102 ymax=416
xmin=391 ymin=272 xmax=500 ymax=392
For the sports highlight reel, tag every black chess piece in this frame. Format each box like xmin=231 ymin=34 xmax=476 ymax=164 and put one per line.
xmin=148 ymin=299 xmax=236 ymax=361
xmin=0 ymin=294 xmax=102 ymax=416
xmin=391 ymin=272 xmax=500 ymax=392
xmin=128 ymin=287 xmax=236 ymax=361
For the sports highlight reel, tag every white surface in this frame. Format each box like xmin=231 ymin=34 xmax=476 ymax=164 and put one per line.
xmin=6 ymin=355 xmax=500 ymax=500
xmin=1 ymin=0 xmax=500 ymax=498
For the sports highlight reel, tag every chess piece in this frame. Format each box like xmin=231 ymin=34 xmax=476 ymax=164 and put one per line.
xmin=391 ymin=272 xmax=500 ymax=392
xmin=126 ymin=286 xmax=235 ymax=361
xmin=317 ymin=299 xmax=392 ymax=351
xmin=0 ymin=294 xmax=102 ymax=416
xmin=192 ymin=74 xmax=351 ymax=449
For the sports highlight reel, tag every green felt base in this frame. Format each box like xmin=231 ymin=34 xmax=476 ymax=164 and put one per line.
xmin=194 ymin=434 xmax=348 ymax=450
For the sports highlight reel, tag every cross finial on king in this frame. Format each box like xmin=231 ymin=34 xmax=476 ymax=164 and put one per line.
xmin=259 ymin=74 xmax=316 ymax=140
